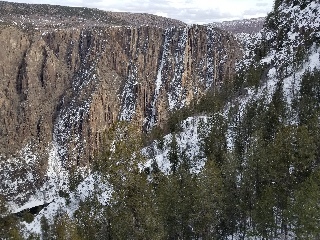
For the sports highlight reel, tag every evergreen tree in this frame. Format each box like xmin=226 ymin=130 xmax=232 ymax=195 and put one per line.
xmin=40 ymin=215 xmax=51 ymax=240
xmin=194 ymin=160 xmax=225 ymax=239
xmin=168 ymin=134 xmax=179 ymax=174
xmin=204 ymin=113 xmax=227 ymax=166
xmin=262 ymin=81 xmax=286 ymax=142
xmin=53 ymin=212 xmax=81 ymax=240
xmin=98 ymin=122 xmax=163 ymax=239
xmin=74 ymin=199 xmax=103 ymax=240
xmin=0 ymin=195 xmax=22 ymax=240
xmin=291 ymin=170 xmax=320 ymax=239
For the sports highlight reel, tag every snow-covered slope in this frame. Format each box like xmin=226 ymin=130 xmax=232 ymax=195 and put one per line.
xmin=21 ymin=172 xmax=111 ymax=236
xmin=209 ymin=17 xmax=265 ymax=35
xmin=238 ymin=0 xmax=320 ymax=75
xmin=142 ymin=116 xmax=211 ymax=174
xmin=19 ymin=115 xmax=212 ymax=237
xmin=235 ymin=0 xmax=320 ymax=110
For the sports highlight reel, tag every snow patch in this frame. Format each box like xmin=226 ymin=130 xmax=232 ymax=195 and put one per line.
xmin=142 ymin=116 xmax=211 ymax=174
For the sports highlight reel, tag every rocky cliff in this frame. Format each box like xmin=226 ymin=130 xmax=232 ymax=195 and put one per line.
xmin=0 ymin=2 xmax=241 ymax=205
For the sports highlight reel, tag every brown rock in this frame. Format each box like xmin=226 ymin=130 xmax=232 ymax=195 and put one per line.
xmin=0 ymin=18 xmax=241 ymax=203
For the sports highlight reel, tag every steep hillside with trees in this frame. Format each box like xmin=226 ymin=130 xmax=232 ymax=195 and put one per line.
xmin=1 ymin=0 xmax=320 ymax=239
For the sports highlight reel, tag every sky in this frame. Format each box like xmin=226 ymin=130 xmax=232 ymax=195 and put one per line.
xmin=9 ymin=0 xmax=274 ymax=24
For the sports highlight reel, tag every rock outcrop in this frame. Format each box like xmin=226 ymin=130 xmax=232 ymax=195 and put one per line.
xmin=0 ymin=2 xmax=241 ymax=204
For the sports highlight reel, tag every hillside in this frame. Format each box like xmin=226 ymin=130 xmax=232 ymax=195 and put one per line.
xmin=1 ymin=0 xmax=320 ymax=239
xmin=0 ymin=1 xmax=186 ymax=29
xmin=209 ymin=17 xmax=265 ymax=34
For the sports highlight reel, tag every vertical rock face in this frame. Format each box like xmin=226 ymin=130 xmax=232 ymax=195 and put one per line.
xmin=0 ymin=22 xmax=241 ymax=200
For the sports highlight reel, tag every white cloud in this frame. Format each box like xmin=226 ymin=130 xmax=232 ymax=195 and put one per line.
xmin=9 ymin=0 xmax=274 ymax=23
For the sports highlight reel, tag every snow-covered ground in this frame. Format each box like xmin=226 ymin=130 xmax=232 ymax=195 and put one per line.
xmin=142 ymin=116 xmax=211 ymax=174
xmin=231 ymin=0 xmax=320 ymax=123
xmin=22 ymin=172 xmax=112 ymax=236
xmin=17 ymin=115 xmax=211 ymax=237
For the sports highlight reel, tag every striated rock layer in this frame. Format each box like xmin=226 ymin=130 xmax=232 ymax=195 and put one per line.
xmin=0 ymin=22 xmax=241 ymax=203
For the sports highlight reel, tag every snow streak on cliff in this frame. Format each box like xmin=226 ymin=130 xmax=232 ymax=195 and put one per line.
xmin=53 ymin=28 xmax=108 ymax=169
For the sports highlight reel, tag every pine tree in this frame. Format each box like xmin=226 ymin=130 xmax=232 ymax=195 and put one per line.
xmin=74 ymin=198 xmax=106 ymax=240
xmin=0 ymin=195 xmax=23 ymax=240
xmin=168 ymin=134 xmax=179 ymax=174
xmin=98 ymin=121 xmax=163 ymax=239
xmin=203 ymin=113 xmax=227 ymax=166
xmin=291 ymin=170 xmax=320 ymax=239
xmin=53 ymin=212 xmax=81 ymax=240
xmin=194 ymin=159 xmax=224 ymax=239
xmin=156 ymin=151 xmax=215 ymax=239
xmin=40 ymin=215 xmax=51 ymax=240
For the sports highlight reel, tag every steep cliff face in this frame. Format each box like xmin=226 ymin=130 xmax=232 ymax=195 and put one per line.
xmin=0 ymin=12 xmax=241 ymax=205
xmin=0 ymin=25 xmax=240 ymax=161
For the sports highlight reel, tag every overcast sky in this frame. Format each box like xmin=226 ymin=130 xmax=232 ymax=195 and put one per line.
xmin=9 ymin=0 xmax=274 ymax=23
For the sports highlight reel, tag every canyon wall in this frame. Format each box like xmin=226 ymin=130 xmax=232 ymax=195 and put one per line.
xmin=0 ymin=23 xmax=241 ymax=202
